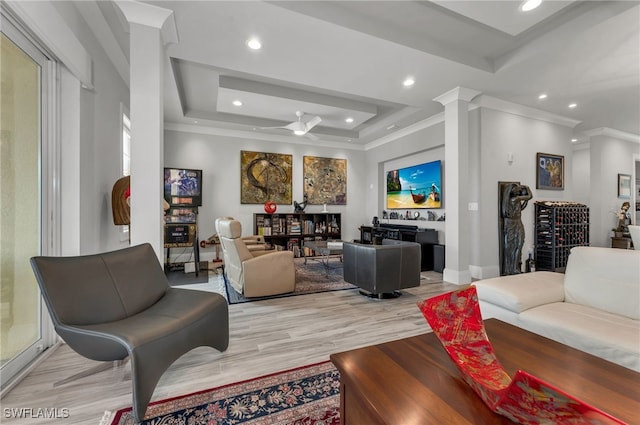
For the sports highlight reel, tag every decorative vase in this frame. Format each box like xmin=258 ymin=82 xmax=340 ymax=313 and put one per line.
xmin=264 ymin=201 xmax=277 ymax=214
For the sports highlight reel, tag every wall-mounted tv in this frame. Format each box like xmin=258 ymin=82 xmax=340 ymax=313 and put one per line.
xmin=164 ymin=168 xmax=203 ymax=207
xmin=386 ymin=160 xmax=442 ymax=209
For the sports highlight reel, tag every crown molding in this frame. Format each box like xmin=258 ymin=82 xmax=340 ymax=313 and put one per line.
xmin=4 ymin=0 xmax=93 ymax=89
xmin=74 ymin=1 xmax=129 ymax=88
xmin=474 ymin=95 xmax=581 ymax=128
xmin=164 ymin=122 xmax=365 ymax=151
xmin=365 ymin=112 xmax=444 ymax=151
xmin=582 ymin=127 xmax=640 ymax=144
xmin=433 ymin=86 xmax=482 ymax=106
xmin=115 ymin=0 xmax=178 ymax=45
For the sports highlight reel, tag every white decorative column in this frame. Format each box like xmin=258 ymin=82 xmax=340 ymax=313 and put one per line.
xmin=433 ymin=87 xmax=481 ymax=285
xmin=117 ymin=1 xmax=177 ymax=262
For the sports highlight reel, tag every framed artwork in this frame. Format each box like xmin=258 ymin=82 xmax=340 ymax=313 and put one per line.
xmin=240 ymin=151 xmax=292 ymax=204
xmin=536 ymin=152 xmax=564 ymax=190
xmin=618 ymin=173 xmax=631 ymax=199
xmin=303 ymin=156 xmax=347 ymax=205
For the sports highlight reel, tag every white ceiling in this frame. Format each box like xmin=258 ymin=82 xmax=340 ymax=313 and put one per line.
xmin=93 ymin=0 xmax=640 ymax=146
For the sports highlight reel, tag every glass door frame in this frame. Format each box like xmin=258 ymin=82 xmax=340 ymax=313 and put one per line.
xmin=1 ymin=7 xmax=59 ymax=393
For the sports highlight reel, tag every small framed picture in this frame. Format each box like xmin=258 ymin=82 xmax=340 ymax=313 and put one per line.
xmin=536 ymin=153 xmax=564 ymax=190
xmin=618 ymin=173 xmax=631 ymax=199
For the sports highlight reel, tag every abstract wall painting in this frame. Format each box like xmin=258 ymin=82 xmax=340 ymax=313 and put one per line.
xmin=303 ymin=156 xmax=347 ymax=205
xmin=240 ymin=151 xmax=292 ymax=204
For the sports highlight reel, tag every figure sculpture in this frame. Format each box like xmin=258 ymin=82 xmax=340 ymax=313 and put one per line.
xmin=500 ymin=183 xmax=532 ymax=275
xmin=614 ymin=201 xmax=632 ymax=235
xmin=294 ymin=194 xmax=308 ymax=213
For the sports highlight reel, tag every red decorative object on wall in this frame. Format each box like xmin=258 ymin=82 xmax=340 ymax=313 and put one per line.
xmin=417 ymin=286 xmax=625 ymax=425
xmin=264 ymin=201 xmax=277 ymax=214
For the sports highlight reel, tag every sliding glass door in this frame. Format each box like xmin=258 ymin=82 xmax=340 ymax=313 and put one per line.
xmin=1 ymin=15 xmax=54 ymax=390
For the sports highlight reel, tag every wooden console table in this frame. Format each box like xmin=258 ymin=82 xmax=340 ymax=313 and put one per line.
xmin=330 ymin=319 xmax=639 ymax=425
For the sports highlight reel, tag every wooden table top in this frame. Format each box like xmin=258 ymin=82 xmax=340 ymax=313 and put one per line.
xmin=330 ymin=319 xmax=640 ymax=425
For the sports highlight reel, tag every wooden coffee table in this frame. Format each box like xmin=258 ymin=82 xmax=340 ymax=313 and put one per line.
xmin=330 ymin=319 xmax=639 ymax=425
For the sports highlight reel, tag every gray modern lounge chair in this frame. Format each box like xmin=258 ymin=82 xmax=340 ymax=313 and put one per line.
xmin=30 ymin=243 xmax=229 ymax=422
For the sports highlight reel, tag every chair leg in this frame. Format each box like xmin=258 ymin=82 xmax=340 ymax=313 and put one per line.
xmin=53 ymin=358 xmax=128 ymax=387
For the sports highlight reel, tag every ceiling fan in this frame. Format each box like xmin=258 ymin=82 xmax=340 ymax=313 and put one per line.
xmin=262 ymin=111 xmax=322 ymax=140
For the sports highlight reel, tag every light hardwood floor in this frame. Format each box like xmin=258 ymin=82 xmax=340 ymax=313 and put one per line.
xmin=1 ymin=270 xmax=460 ymax=424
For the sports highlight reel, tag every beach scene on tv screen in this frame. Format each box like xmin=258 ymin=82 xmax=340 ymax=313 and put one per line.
xmin=386 ymin=161 xmax=441 ymax=209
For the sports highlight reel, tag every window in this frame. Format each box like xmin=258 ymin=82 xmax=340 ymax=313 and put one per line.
xmin=120 ymin=104 xmax=131 ymax=239
xmin=122 ymin=108 xmax=131 ymax=177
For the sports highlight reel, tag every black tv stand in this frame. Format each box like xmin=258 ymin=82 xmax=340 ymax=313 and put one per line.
xmin=359 ymin=224 xmax=440 ymax=271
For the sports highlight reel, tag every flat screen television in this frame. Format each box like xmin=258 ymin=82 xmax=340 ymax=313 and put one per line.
xmin=164 ymin=168 xmax=203 ymax=207
xmin=386 ymin=160 xmax=441 ymax=209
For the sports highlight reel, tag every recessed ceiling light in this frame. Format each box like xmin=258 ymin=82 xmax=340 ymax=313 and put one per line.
xmin=571 ymin=138 xmax=578 ymax=142
xmin=403 ymin=77 xmax=415 ymax=87
xmin=538 ymin=93 xmax=548 ymax=100
xmin=194 ymin=120 xmax=198 ymax=124
xmin=345 ymin=117 xmax=354 ymax=123
xmin=520 ymin=0 xmax=542 ymax=12
xmin=232 ymin=100 xmax=243 ymax=107
xmin=246 ymin=38 xmax=262 ymax=50
xmin=568 ymin=103 xmax=577 ymax=108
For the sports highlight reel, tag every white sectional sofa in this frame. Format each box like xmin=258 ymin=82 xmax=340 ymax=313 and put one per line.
xmin=474 ymin=246 xmax=640 ymax=372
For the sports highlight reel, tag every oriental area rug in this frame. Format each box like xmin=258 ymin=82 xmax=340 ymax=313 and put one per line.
xmin=225 ymin=257 xmax=356 ymax=304
xmin=106 ymin=361 xmax=340 ymax=425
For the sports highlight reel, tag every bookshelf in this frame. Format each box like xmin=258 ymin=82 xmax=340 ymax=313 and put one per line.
xmin=254 ymin=213 xmax=341 ymax=257
xmin=534 ymin=201 xmax=589 ymax=271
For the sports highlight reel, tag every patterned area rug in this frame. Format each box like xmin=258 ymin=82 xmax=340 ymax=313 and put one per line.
xmin=225 ymin=257 xmax=356 ymax=304
xmin=106 ymin=361 xmax=340 ymax=425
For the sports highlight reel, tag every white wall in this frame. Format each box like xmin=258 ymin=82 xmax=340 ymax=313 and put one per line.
xmin=365 ymin=107 xmax=579 ymax=278
xmin=585 ymin=136 xmax=640 ymax=247
xmin=365 ymin=121 xmax=446 ymax=241
xmin=164 ymin=130 xmax=367 ymax=262
xmin=50 ymin=2 xmax=130 ymax=255
xmin=571 ymin=144 xmax=590 ymax=205
xmin=166 ymin=109 xmax=639 ymax=272
xmin=479 ymin=108 xmax=575 ymax=274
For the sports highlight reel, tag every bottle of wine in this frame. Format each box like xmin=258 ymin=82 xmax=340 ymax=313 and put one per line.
xmin=525 ymin=252 xmax=532 ymax=273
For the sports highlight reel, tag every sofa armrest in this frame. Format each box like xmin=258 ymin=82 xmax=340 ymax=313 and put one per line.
xmin=473 ymin=272 xmax=565 ymax=313
xmin=241 ymin=251 xmax=295 ymax=297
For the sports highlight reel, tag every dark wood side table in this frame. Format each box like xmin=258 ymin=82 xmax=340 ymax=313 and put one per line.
xmin=330 ymin=319 xmax=639 ymax=425
xmin=611 ymin=236 xmax=632 ymax=249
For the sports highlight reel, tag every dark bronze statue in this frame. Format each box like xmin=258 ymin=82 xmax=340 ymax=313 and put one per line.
xmin=294 ymin=194 xmax=308 ymax=213
xmin=500 ymin=182 xmax=532 ymax=275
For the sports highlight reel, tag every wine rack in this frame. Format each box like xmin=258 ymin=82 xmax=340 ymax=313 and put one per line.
xmin=534 ymin=201 xmax=589 ymax=271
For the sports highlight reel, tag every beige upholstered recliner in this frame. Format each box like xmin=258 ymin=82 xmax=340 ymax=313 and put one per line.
xmin=217 ymin=218 xmax=296 ymax=297
xmin=215 ymin=217 xmax=267 ymax=251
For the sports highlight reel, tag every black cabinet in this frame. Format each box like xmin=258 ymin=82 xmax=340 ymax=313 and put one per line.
xmin=433 ymin=244 xmax=445 ymax=273
xmin=359 ymin=224 xmax=439 ymax=271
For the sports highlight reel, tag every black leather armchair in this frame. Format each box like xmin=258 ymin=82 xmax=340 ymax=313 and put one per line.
xmin=30 ymin=243 xmax=229 ymax=422
xmin=343 ymin=239 xmax=421 ymax=298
